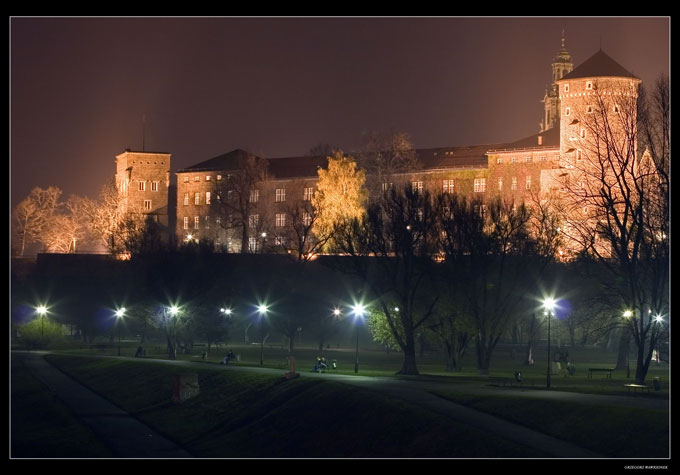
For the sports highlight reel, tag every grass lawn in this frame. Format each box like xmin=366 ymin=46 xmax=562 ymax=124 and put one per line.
xmin=11 ymin=357 xmax=114 ymax=458
xmin=430 ymin=391 xmax=669 ymax=458
xmin=42 ymin=354 xmax=546 ymax=458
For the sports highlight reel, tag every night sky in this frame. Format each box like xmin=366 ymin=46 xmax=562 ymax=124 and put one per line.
xmin=10 ymin=17 xmax=669 ymax=208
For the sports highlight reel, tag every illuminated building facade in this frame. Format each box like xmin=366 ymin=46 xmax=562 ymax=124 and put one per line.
xmin=117 ymin=39 xmax=640 ymax=256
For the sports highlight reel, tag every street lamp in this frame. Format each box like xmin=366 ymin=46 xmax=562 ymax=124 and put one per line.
xmin=35 ymin=304 xmax=48 ymax=339
xmin=352 ymin=304 xmax=366 ymax=373
xmin=115 ymin=307 xmax=126 ymax=356
xmin=543 ymin=297 xmax=556 ymax=389
xmin=623 ymin=309 xmax=633 ymax=378
xmin=257 ymin=304 xmax=269 ymax=366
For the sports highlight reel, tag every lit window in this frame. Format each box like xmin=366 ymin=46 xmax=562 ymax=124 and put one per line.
xmin=206 ymin=175 xmax=211 ymax=181
xmin=151 ymin=181 xmax=159 ymax=192
xmin=194 ymin=216 xmax=200 ymax=229
xmin=194 ymin=176 xmax=200 ymax=182
xmin=248 ymin=237 xmax=259 ymax=253
xmin=511 ymin=157 xmax=517 ymax=164
xmin=275 ymin=213 xmax=286 ymax=227
xmin=525 ymin=176 xmax=532 ymax=190
xmin=473 ymin=178 xmax=486 ymax=193
xmin=194 ymin=192 xmax=200 ymax=205
xmin=412 ymin=181 xmax=423 ymax=193
xmin=217 ymin=174 xmax=222 ymax=181
xmin=183 ymin=193 xmax=189 ymax=205
xmin=138 ymin=181 xmax=146 ymax=191
xmin=183 ymin=176 xmax=189 ymax=183
xmin=382 ymin=182 xmax=393 ymax=193
xmin=303 ymin=212 xmax=312 ymax=227
xmin=183 ymin=217 xmax=189 ymax=230
xmin=303 ymin=187 xmax=314 ymax=201
xmin=496 ymin=157 xmax=503 ymax=164
xmin=275 ymin=236 xmax=286 ymax=246
xmin=511 ymin=177 xmax=517 ymax=191
xmin=206 ymin=192 xmax=211 ymax=205
xmin=144 ymin=200 xmax=152 ymax=210
xmin=498 ymin=177 xmax=503 ymax=191
xmin=249 ymin=214 xmax=259 ymax=228
xmin=276 ymin=188 xmax=286 ymax=202
xmin=443 ymin=179 xmax=454 ymax=193
xmin=250 ymin=189 xmax=259 ymax=203
xmin=525 ymin=156 xmax=532 ymax=163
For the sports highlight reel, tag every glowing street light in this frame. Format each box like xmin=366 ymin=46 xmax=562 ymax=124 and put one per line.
xmin=352 ymin=304 xmax=366 ymax=373
xmin=333 ymin=308 xmax=342 ymax=317
xmin=543 ymin=297 xmax=557 ymax=390
xmin=221 ymin=307 xmax=233 ymax=316
xmin=35 ymin=304 xmax=49 ymax=339
xmin=256 ymin=304 xmax=269 ymax=366
xmin=115 ymin=307 xmax=126 ymax=356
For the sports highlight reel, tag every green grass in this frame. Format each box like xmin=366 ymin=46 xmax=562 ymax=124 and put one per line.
xmin=11 ymin=357 xmax=114 ymax=458
xmin=43 ymin=354 xmax=546 ymax=458
xmin=430 ymin=391 xmax=669 ymax=458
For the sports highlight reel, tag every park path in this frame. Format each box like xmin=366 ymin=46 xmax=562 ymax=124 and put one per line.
xmin=15 ymin=351 xmax=192 ymax=458
xmin=14 ymin=351 xmax=668 ymax=459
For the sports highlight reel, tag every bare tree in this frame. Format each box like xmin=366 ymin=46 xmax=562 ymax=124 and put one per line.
xmin=357 ymin=129 xmax=420 ymax=195
xmin=210 ymin=153 xmax=269 ymax=253
xmin=557 ymin=77 xmax=669 ymax=384
xmin=12 ymin=186 xmax=62 ymax=256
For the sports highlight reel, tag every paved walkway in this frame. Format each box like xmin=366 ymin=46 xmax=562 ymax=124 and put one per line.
xmin=14 ymin=351 xmax=669 ymax=459
xmin=16 ymin=352 xmax=192 ymax=458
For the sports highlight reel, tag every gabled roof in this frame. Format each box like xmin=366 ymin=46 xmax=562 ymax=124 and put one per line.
xmin=177 ymin=149 xmax=257 ymax=173
xmin=559 ymin=49 xmax=638 ymax=81
xmin=416 ymin=144 xmax=501 ymax=170
xmin=267 ymin=155 xmax=329 ymax=180
xmin=489 ymin=124 xmax=561 ymax=152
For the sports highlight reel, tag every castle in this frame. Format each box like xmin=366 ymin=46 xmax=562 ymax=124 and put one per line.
xmin=115 ymin=36 xmax=640 ymax=256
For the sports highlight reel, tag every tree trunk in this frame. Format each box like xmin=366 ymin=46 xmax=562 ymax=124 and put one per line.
xmin=397 ymin=346 xmax=419 ymax=375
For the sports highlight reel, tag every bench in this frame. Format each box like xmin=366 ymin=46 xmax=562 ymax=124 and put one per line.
xmin=588 ymin=368 xmax=614 ymax=379
xmin=624 ymin=384 xmax=652 ymax=393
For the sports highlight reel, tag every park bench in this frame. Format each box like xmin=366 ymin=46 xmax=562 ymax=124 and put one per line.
xmin=624 ymin=383 xmax=652 ymax=393
xmin=587 ymin=368 xmax=614 ymax=379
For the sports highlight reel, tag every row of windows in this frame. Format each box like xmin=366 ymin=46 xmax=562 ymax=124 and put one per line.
xmin=497 ymin=176 xmax=532 ymax=191
xmin=137 ymin=181 xmax=160 ymax=192
xmin=183 ymin=212 xmax=313 ymax=230
xmin=564 ymin=104 xmax=619 ymax=116
xmin=495 ymin=155 xmax=552 ymax=165
xmin=182 ymin=187 xmax=315 ymax=205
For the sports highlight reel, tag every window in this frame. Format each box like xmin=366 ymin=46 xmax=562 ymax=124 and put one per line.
xmin=276 ymin=188 xmax=286 ymax=202
xmin=194 ymin=176 xmax=200 ymax=182
xmin=564 ymin=107 xmax=571 ymax=116
xmin=613 ymin=104 xmax=620 ymax=114
xmin=206 ymin=175 xmax=211 ymax=181
xmin=275 ymin=213 xmax=286 ymax=227
xmin=511 ymin=157 xmax=517 ymax=164
xmin=275 ymin=236 xmax=286 ymax=246
xmin=525 ymin=156 xmax=532 ymax=163
xmin=443 ymin=179 xmax=454 ymax=193
xmin=382 ymin=182 xmax=393 ymax=193
xmin=183 ymin=176 xmax=189 ymax=183
xmin=412 ymin=181 xmax=423 ymax=193
xmin=498 ymin=177 xmax=503 ymax=191
xmin=217 ymin=174 xmax=222 ymax=181
xmin=576 ymin=150 xmax=583 ymax=161
xmin=227 ymin=190 xmax=233 ymax=201
xmin=473 ymin=178 xmax=486 ymax=193
xmin=580 ymin=128 xmax=587 ymax=139
xmin=586 ymin=81 xmax=593 ymax=90
xmin=303 ymin=212 xmax=312 ymax=227
xmin=138 ymin=181 xmax=146 ymax=191
xmin=496 ymin=157 xmax=503 ymax=164
xmin=525 ymin=176 xmax=532 ymax=190
xmin=194 ymin=216 xmax=200 ymax=230
xmin=143 ymin=200 xmax=152 ymax=210
xmin=151 ymin=181 xmax=159 ymax=192
xmin=586 ymin=105 xmax=593 ymax=114
xmin=248 ymin=237 xmax=259 ymax=253
xmin=511 ymin=177 xmax=518 ymax=191
xmin=205 ymin=216 xmax=210 ymax=229
xmin=184 ymin=193 xmax=189 ymax=206
xmin=249 ymin=214 xmax=259 ymax=228
xmin=206 ymin=192 xmax=211 ymax=205
xmin=303 ymin=187 xmax=314 ymax=201
xmin=183 ymin=217 xmax=189 ymax=230
xmin=540 ymin=155 xmax=547 ymax=162
xmin=564 ymin=84 xmax=569 ymax=93
xmin=194 ymin=192 xmax=200 ymax=205
xmin=250 ymin=189 xmax=259 ymax=203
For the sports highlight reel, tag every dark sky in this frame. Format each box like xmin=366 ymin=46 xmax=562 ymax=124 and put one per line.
xmin=10 ymin=17 xmax=669 ymax=208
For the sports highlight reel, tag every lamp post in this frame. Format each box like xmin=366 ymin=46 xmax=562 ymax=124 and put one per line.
xmin=543 ymin=298 xmax=556 ymax=390
xmin=352 ymin=304 xmax=366 ymax=373
xmin=35 ymin=305 xmax=48 ymax=339
xmin=115 ymin=308 xmax=126 ymax=356
xmin=257 ymin=304 xmax=269 ymax=366
xmin=168 ymin=305 xmax=180 ymax=359
xmin=623 ymin=310 xmax=633 ymax=378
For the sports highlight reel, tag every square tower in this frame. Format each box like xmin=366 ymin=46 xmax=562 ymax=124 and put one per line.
xmin=115 ymin=150 xmax=171 ymax=226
